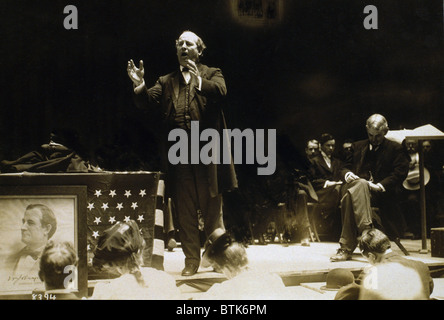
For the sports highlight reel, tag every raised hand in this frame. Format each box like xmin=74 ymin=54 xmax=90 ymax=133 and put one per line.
xmin=186 ymin=59 xmax=200 ymax=78
xmin=127 ymin=59 xmax=145 ymax=86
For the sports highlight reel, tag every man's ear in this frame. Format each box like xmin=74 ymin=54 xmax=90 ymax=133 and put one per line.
xmin=43 ymin=224 xmax=52 ymax=237
xmin=367 ymin=252 xmax=376 ymax=263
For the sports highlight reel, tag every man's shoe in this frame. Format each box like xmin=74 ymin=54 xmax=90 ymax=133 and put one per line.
xmin=181 ymin=263 xmax=199 ymax=276
xmin=330 ymin=248 xmax=352 ymax=262
xmin=301 ymin=238 xmax=310 ymax=247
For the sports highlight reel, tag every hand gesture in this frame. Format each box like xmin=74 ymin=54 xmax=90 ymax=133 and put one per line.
xmin=127 ymin=59 xmax=145 ymax=86
xmin=186 ymin=59 xmax=200 ymax=78
xmin=368 ymin=181 xmax=383 ymax=192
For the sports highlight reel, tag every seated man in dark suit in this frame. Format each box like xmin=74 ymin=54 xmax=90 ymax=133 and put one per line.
xmin=309 ymin=133 xmax=343 ymax=225
xmin=330 ymin=114 xmax=410 ymax=261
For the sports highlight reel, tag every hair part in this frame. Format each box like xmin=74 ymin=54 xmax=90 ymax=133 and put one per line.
xmin=92 ymin=220 xmax=146 ymax=285
xmin=39 ymin=241 xmax=78 ymax=290
xmin=366 ymin=114 xmax=389 ymax=132
xmin=211 ymin=242 xmax=249 ymax=278
xmin=358 ymin=228 xmax=391 ymax=257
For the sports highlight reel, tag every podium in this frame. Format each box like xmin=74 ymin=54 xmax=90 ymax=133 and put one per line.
xmin=388 ymin=124 xmax=444 ymax=253
xmin=404 ymin=125 xmax=444 ymax=253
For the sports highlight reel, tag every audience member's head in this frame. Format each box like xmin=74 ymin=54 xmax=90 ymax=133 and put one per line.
xmin=359 ymin=262 xmax=428 ymax=300
xmin=202 ymin=228 xmax=248 ymax=279
xmin=358 ymin=228 xmax=391 ymax=265
xmin=422 ymin=140 xmax=432 ymax=153
xmin=342 ymin=139 xmax=354 ymax=157
xmin=319 ymin=133 xmax=336 ymax=158
xmin=404 ymin=138 xmax=418 ymax=154
xmin=92 ymin=220 xmax=146 ymax=286
xmin=38 ymin=241 xmax=78 ymax=290
xmin=305 ymin=139 xmax=319 ymax=159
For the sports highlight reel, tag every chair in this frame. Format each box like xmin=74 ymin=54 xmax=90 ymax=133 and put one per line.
xmin=306 ymin=202 xmax=321 ymax=242
xmin=371 ymin=207 xmax=410 ymax=256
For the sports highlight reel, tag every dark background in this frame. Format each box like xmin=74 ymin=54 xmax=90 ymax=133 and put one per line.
xmin=0 ymin=0 xmax=443 ymax=177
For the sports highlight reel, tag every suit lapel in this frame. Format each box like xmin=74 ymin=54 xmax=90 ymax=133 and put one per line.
xmin=319 ymin=156 xmax=332 ymax=173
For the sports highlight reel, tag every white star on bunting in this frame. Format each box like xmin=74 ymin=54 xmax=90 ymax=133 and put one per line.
xmin=124 ymin=190 xmax=132 ymax=198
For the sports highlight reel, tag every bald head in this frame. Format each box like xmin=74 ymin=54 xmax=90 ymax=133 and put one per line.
xmin=176 ymin=30 xmax=206 ymax=67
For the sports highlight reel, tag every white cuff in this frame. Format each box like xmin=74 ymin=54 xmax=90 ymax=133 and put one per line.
xmin=345 ymin=171 xmax=353 ymax=182
xmin=377 ymin=183 xmax=386 ymax=192
xmin=134 ymin=80 xmax=145 ymax=94
xmin=197 ymin=76 xmax=202 ymax=91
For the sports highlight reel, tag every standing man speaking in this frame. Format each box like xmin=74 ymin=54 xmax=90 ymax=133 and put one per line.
xmin=127 ymin=31 xmax=237 ymax=276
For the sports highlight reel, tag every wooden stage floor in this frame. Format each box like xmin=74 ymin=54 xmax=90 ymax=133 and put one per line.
xmin=163 ymin=239 xmax=444 ymax=300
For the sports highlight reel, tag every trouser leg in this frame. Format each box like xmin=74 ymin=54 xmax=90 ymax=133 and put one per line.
xmin=295 ymin=190 xmax=311 ymax=237
xmin=339 ymin=179 xmax=373 ymax=252
xmin=174 ymin=164 xmax=202 ymax=265
xmin=174 ymin=163 xmax=224 ymax=265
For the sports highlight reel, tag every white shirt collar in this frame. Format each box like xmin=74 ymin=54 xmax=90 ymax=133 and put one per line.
xmin=321 ymin=151 xmax=331 ymax=168
xmin=321 ymin=151 xmax=331 ymax=159
xmin=180 ymin=66 xmax=190 ymax=83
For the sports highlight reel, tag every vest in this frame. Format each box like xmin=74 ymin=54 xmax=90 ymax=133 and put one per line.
xmin=173 ymin=76 xmax=192 ymax=130
xmin=360 ymin=147 xmax=380 ymax=181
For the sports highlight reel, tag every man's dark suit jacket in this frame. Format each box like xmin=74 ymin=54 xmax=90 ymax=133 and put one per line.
xmin=309 ymin=154 xmax=343 ymax=191
xmin=340 ymin=138 xmax=410 ymax=193
xmin=338 ymin=137 xmax=410 ymax=232
xmin=134 ymin=63 xmax=238 ymax=197
xmin=335 ymin=251 xmax=434 ymax=299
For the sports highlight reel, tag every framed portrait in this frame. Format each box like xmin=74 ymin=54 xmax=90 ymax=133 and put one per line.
xmin=0 ymin=186 xmax=87 ymax=299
